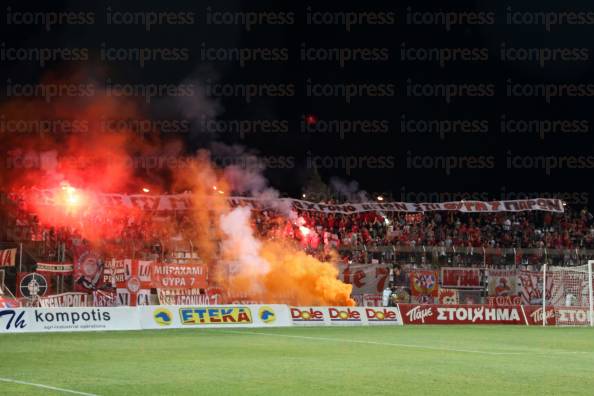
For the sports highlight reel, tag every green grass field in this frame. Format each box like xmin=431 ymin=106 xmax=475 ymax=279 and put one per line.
xmin=1 ymin=326 xmax=594 ymax=395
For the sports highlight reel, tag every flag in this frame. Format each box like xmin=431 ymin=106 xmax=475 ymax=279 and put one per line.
xmin=0 ymin=248 xmax=17 ymax=267
xmin=116 ymin=260 xmax=152 ymax=306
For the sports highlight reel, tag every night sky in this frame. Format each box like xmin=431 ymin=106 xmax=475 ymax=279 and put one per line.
xmin=1 ymin=0 xmax=594 ymax=207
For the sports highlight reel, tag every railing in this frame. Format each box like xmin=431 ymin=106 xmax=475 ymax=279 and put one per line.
xmin=5 ymin=232 xmax=594 ymax=269
xmin=339 ymin=245 xmax=594 ymax=267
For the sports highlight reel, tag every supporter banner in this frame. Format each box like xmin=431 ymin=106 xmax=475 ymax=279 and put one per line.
xmin=441 ymin=268 xmax=481 ymax=289
xmin=151 ymin=263 xmax=207 ymax=289
xmin=458 ymin=290 xmax=483 ymax=304
xmin=0 ymin=307 xmax=141 ymax=333
xmin=157 ymin=289 xmax=218 ymax=305
xmin=549 ymin=271 xmax=593 ymax=307
xmin=0 ymin=248 xmax=17 ymax=267
xmin=410 ymin=270 xmax=438 ymax=304
xmin=0 ymin=296 xmax=20 ymax=308
xmin=32 ymin=189 xmax=564 ymax=213
xmin=438 ymin=288 xmax=459 ymax=305
xmin=93 ymin=290 xmax=117 ymax=307
xmin=103 ymin=259 xmax=126 ymax=286
xmin=338 ymin=263 xmax=391 ymax=295
xmin=398 ymin=304 xmax=526 ymax=325
xmin=362 ymin=294 xmax=382 ymax=307
xmin=486 ymin=296 xmax=522 ymax=306
xmin=138 ymin=304 xmax=292 ymax=329
xmin=74 ymin=251 xmax=104 ymax=292
xmin=523 ymin=305 xmax=556 ymax=326
xmin=16 ymin=272 xmax=49 ymax=298
xmin=36 ymin=263 xmax=74 ymax=275
xmin=520 ymin=271 xmax=553 ymax=305
xmin=116 ymin=260 xmax=152 ymax=306
xmin=39 ymin=293 xmax=90 ymax=308
xmin=487 ymin=270 xmax=518 ymax=297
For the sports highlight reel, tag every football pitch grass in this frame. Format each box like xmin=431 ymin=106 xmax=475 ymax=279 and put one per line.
xmin=1 ymin=326 xmax=594 ymax=395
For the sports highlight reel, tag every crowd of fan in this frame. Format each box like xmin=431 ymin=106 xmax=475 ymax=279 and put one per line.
xmin=256 ymin=206 xmax=594 ymax=250
xmin=3 ymin=190 xmax=594 ymax=263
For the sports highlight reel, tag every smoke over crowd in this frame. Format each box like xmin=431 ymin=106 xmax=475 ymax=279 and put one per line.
xmin=0 ymin=70 xmax=354 ymax=306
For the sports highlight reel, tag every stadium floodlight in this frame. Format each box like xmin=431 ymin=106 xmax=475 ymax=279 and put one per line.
xmin=542 ymin=261 xmax=594 ymax=327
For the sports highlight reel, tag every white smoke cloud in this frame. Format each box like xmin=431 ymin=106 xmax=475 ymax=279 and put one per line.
xmin=329 ymin=177 xmax=370 ymax=203
xmin=219 ymin=205 xmax=270 ymax=280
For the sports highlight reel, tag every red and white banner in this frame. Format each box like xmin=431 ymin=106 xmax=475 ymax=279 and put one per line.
xmin=398 ymin=304 xmax=526 ymax=325
xmin=103 ymin=259 xmax=126 ymax=286
xmin=338 ymin=263 xmax=391 ymax=295
xmin=0 ymin=248 xmax=17 ymax=267
xmin=30 ymin=189 xmax=564 ymax=214
xmin=93 ymin=290 xmax=117 ymax=307
xmin=38 ymin=292 xmax=90 ymax=307
xmin=520 ymin=271 xmax=552 ymax=305
xmin=362 ymin=294 xmax=383 ymax=307
xmin=116 ymin=260 xmax=152 ymax=306
xmin=157 ymin=288 xmax=218 ymax=305
xmin=486 ymin=296 xmax=522 ymax=306
xmin=438 ymin=288 xmax=459 ymax=305
xmin=441 ymin=268 xmax=481 ymax=289
xmin=410 ymin=270 xmax=438 ymax=304
xmin=74 ymin=251 xmax=104 ymax=292
xmin=0 ymin=296 xmax=20 ymax=308
xmin=36 ymin=263 xmax=74 ymax=275
xmin=151 ymin=263 xmax=207 ymax=289
xmin=549 ymin=271 xmax=593 ymax=307
xmin=487 ymin=270 xmax=518 ymax=297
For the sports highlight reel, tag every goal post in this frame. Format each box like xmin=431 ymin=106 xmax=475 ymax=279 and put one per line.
xmin=589 ymin=260 xmax=594 ymax=327
xmin=543 ymin=262 xmax=594 ymax=326
xmin=542 ymin=264 xmax=546 ymax=327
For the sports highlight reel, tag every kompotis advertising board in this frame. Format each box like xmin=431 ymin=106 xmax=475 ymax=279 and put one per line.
xmin=397 ymin=304 xmax=526 ymax=325
xmin=138 ymin=304 xmax=292 ymax=329
xmin=0 ymin=307 xmax=141 ymax=333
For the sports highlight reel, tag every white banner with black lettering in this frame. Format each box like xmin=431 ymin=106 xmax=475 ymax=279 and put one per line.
xmin=30 ymin=188 xmax=564 ymax=214
xmin=0 ymin=307 xmax=140 ymax=333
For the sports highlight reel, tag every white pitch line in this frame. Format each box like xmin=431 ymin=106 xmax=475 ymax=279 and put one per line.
xmin=0 ymin=377 xmax=99 ymax=396
xmin=219 ymin=330 xmax=523 ymax=356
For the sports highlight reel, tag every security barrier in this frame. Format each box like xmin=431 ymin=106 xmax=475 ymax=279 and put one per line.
xmin=5 ymin=303 xmax=579 ymax=333
xmin=0 ymin=305 xmax=403 ymax=333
